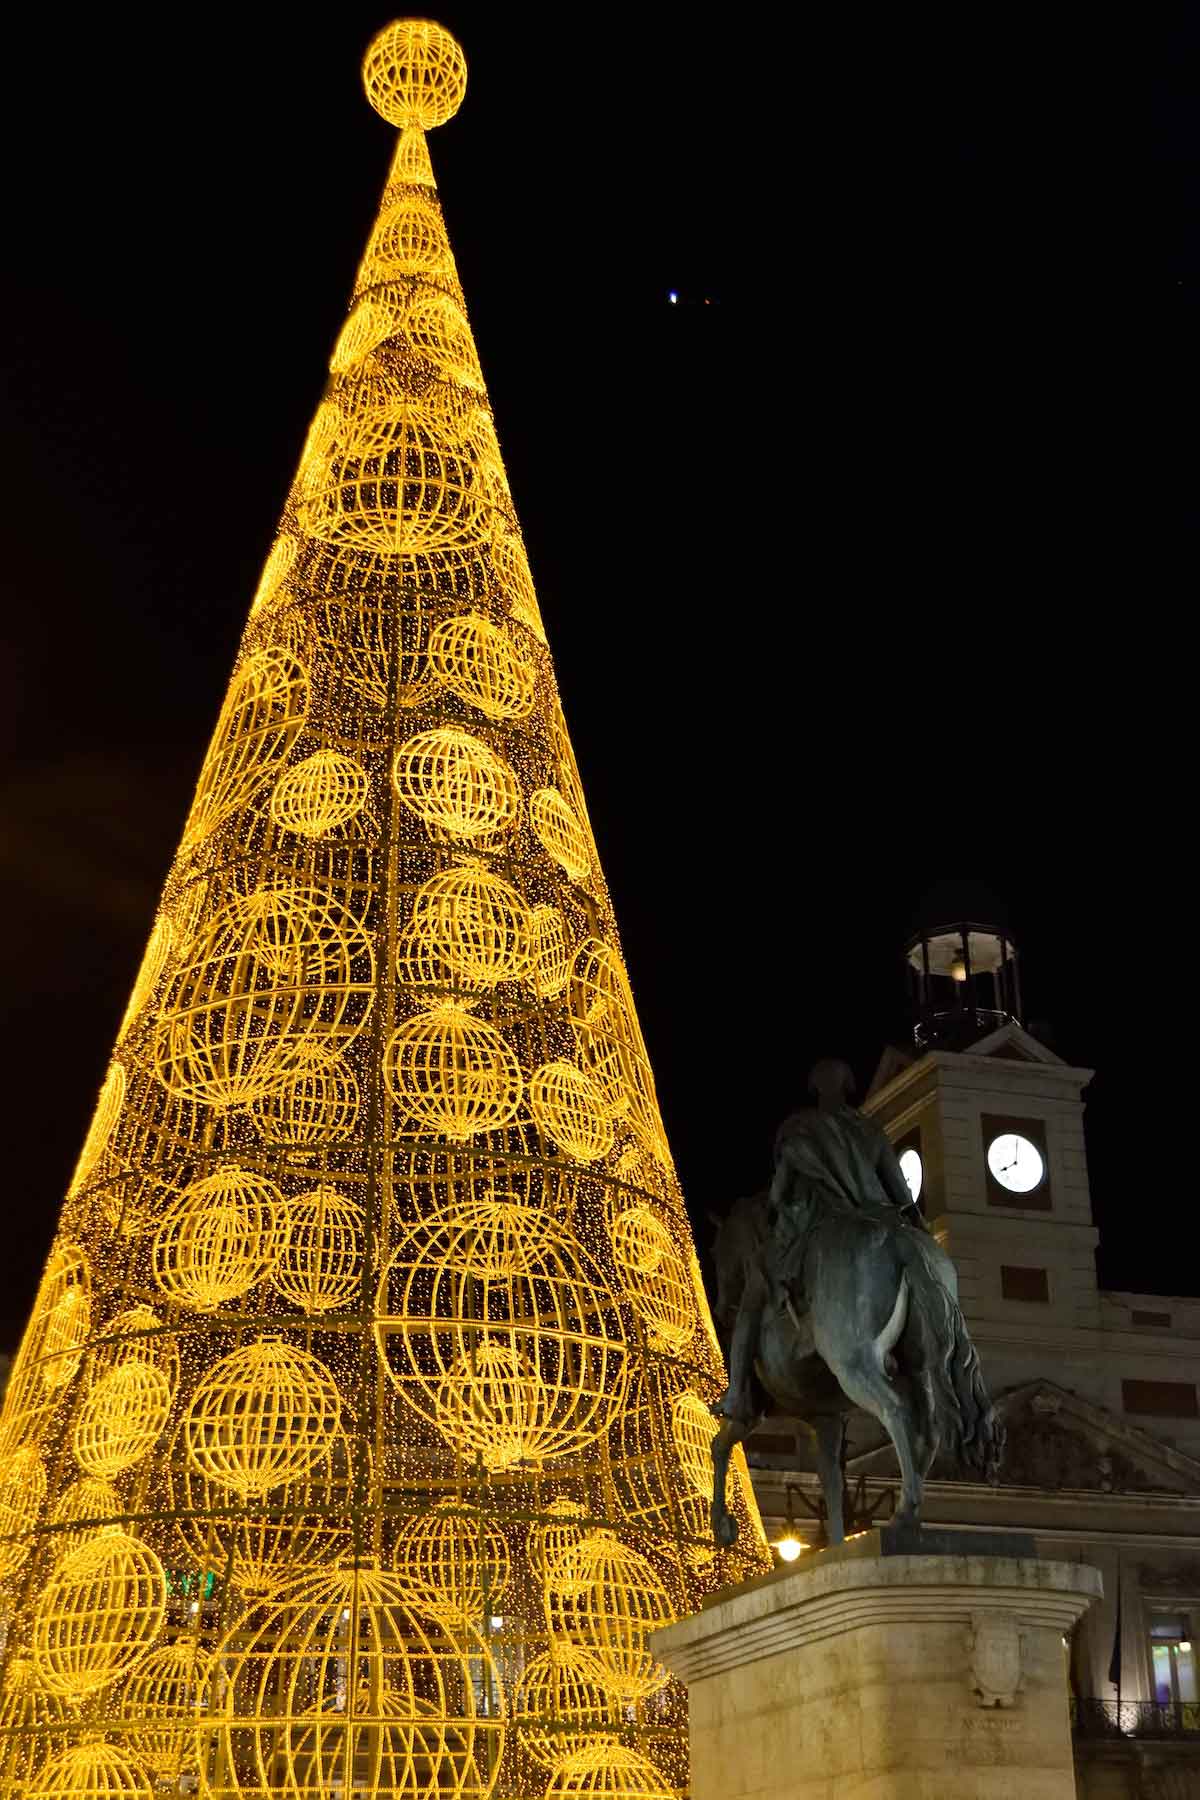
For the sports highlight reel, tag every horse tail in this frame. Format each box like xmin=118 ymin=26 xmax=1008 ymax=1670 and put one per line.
xmin=873 ymin=1271 xmax=908 ymax=1379
xmin=897 ymin=1234 xmax=1005 ymax=1481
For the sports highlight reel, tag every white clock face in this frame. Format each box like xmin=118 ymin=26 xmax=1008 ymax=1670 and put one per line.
xmin=987 ymin=1132 xmax=1045 ymax=1194
xmin=899 ymin=1147 xmax=923 ymax=1203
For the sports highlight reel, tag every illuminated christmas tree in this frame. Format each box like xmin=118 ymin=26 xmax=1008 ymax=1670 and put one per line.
xmin=0 ymin=21 xmax=767 ymax=1798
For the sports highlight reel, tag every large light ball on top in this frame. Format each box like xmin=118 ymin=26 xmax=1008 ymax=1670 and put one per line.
xmin=362 ymin=20 xmax=468 ymax=129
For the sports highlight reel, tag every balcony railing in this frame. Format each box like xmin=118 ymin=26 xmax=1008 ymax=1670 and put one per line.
xmin=1072 ymin=1698 xmax=1200 ymax=1738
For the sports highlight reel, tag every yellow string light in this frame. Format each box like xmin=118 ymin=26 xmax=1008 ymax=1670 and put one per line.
xmin=3 ymin=18 xmax=770 ymax=1790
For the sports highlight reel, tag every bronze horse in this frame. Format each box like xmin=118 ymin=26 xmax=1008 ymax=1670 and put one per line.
xmin=708 ymin=1167 xmax=1003 ymax=1548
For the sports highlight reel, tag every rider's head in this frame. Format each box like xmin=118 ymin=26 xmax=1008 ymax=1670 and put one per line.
xmin=807 ymin=1057 xmax=856 ymax=1108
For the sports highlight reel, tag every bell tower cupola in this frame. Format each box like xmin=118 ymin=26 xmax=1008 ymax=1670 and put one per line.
xmin=906 ymin=883 xmax=1023 ymax=1052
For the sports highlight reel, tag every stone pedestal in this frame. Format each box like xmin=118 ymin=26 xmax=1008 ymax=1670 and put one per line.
xmin=650 ymin=1528 xmax=1102 ymax=1800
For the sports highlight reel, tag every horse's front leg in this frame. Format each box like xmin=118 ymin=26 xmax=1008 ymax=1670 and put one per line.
xmin=813 ymin=1413 xmax=847 ymax=1546
xmin=710 ymin=1415 xmax=752 ymax=1548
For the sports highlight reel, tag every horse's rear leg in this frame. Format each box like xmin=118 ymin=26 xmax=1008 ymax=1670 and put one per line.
xmin=813 ymin=1414 xmax=847 ymax=1546
xmin=836 ymin=1353 xmax=933 ymax=1530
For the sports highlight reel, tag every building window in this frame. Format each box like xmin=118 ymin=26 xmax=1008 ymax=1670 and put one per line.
xmin=1122 ymin=1380 xmax=1199 ymax=1419
xmin=1149 ymin=1613 xmax=1198 ymax=1713
xmin=1001 ymin=1265 xmax=1049 ymax=1303
xmin=1132 ymin=1310 xmax=1172 ymax=1329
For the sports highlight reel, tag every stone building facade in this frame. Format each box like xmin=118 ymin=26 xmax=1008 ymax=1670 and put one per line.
xmin=745 ymin=1017 xmax=1200 ymax=1800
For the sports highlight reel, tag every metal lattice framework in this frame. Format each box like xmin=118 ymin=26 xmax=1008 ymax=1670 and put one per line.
xmin=0 ymin=19 xmax=768 ymax=1798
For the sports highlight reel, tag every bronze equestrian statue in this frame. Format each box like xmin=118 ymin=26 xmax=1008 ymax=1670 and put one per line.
xmin=709 ymin=1059 xmax=1002 ymax=1547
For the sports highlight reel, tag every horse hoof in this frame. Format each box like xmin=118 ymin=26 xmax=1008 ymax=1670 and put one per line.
xmin=712 ymin=1510 xmax=740 ymax=1549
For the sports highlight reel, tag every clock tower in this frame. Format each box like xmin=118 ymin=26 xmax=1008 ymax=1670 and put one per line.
xmin=862 ymin=892 xmax=1105 ymax=1403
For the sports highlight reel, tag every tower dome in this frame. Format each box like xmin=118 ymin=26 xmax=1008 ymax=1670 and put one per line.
xmin=905 ymin=882 xmax=1022 ymax=1050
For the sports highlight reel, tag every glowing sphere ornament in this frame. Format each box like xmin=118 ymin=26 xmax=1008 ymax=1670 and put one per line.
xmin=250 ymin=1044 xmax=361 ymax=1147
xmin=0 ymin=1240 xmax=91 ymax=1455
xmin=48 ymin=1475 xmax=123 ymax=1560
xmin=513 ymin=1645 xmax=619 ymax=1772
xmin=72 ymin=1359 xmax=173 ymax=1478
xmin=24 ymin=1740 xmax=154 ymax=1800
xmin=531 ymin=788 xmax=592 ymax=882
xmin=529 ymin=1061 xmax=614 ymax=1162
xmin=152 ymin=882 xmax=374 ymax=1110
xmin=428 ymin=611 xmax=536 ymax=720
xmin=545 ymin=1533 xmax=675 ymax=1699
xmin=271 ymin=1188 xmax=365 ymax=1312
xmin=376 ymin=1198 xmax=631 ymax=1468
xmin=394 ymin=1501 xmax=511 ymax=1624
xmin=67 ymin=1062 xmax=125 ymax=1195
xmin=181 ymin=649 xmax=309 ymax=848
xmin=269 ymin=750 xmax=370 ymax=836
xmin=392 ymin=728 xmax=521 ymax=842
xmin=151 ymin=1166 xmax=286 ymax=1310
xmin=383 ymin=1001 xmax=523 ymax=1139
xmin=32 ymin=1529 xmax=166 ymax=1699
xmin=407 ymin=863 xmax=531 ymax=988
xmin=0 ymin=1443 xmax=45 ymax=1576
xmin=362 ymin=19 xmax=468 ymax=129
xmin=168 ymin=1426 xmax=355 ymax=1598
xmin=198 ymin=1564 xmax=504 ymax=1800
xmin=119 ymin=1641 xmax=202 ymax=1776
xmin=547 ymin=1745 xmax=678 ymax=1799
xmin=183 ymin=1338 xmax=342 ymax=1500
xmin=610 ymin=1206 xmax=695 ymax=1354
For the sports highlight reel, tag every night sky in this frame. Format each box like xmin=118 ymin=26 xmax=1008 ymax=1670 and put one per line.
xmin=1 ymin=9 xmax=1192 ymax=1344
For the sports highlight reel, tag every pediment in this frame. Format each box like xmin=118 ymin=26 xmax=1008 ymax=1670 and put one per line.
xmin=964 ymin=1021 xmax=1066 ymax=1065
xmin=846 ymin=1379 xmax=1200 ymax=1496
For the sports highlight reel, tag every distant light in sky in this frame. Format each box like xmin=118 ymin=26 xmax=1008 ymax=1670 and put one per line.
xmin=668 ymin=291 xmax=678 ymax=304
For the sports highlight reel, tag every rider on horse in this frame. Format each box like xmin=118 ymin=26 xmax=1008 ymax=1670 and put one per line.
xmin=715 ymin=1057 xmax=927 ymax=1426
